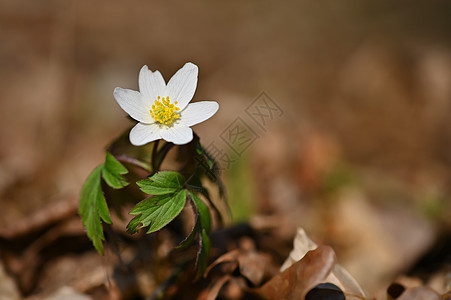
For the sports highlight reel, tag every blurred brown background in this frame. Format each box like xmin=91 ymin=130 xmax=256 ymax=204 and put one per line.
xmin=1 ymin=0 xmax=450 ymax=298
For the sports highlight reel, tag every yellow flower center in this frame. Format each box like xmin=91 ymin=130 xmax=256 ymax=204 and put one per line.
xmin=150 ymin=96 xmax=180 ymax=125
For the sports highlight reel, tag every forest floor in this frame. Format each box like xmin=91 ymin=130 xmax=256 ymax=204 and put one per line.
xmin=0 ymin=0 xmax=450 ymax=299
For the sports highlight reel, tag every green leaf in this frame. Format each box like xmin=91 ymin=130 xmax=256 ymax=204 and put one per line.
xmin=79 ymin=165 xmax=112 ymax=254
xmin=101 ymin=152 xmax=129 ymax=189
xmin=189 ymin=191 xmax=211 ymax=232
xmin=196 ymin=228 xmax=211 ymax=278
xmin=84 ymin=209 xmax=105 ymax=254
xmin=137 ymin=171 xmax=185 ymax=195
xmin=105 ymin=152 xmax=128 ymax=174
xmin=127 ymin=189 xmax=187 ymax=234
xmin=175 ymin=222 xmax=197 ymax=250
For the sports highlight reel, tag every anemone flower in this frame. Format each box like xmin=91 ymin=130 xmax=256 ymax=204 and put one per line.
xmin=114 ymin=62 xmax=219 ymax=145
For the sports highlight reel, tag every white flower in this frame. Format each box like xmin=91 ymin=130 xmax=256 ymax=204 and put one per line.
xmin=114 ymin=62 xmax=219 ymax=145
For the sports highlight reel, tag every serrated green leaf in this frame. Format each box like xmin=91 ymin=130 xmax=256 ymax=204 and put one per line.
xmin=105 ymin=152 xmax=128 ymax=175
xmin=137 ymin=171 xmax=185 ymax=195
xmin=101 ymin=152 xmax=129 ymax=189
xmin=102 ymin=169 xmax=128 ymax=189
xmin=126 ymin=216 xmax=142 ymax=234
xmin=127 ymin=189 xmax=187 ymax=234
xmin=196 ymin=228 xmax=211 ymax=278
xmin=189 ymin=191 xmax=211 ymax=232
xmin=84 ymin=209 xmax=105 ymax=254
xmin=79 ymin=165 xmax=112 ymax=254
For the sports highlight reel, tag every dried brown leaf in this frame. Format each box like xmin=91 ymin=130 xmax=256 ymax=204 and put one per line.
xmin=280 ymin=227 xmax=317 ymax=272
xmin=281 ymin=227 xmax=367 ymax=299
xmin=205 ymin=250 xmax=240 ymax=276
xmin=205 ymin=238 xmax=275 ymax=287
xmin=254 ymin=246 xmax=336 ymax=300
xmin=204 ymin=275 xmax=231 ymax=300
xmin=237 ymin=250 xmax=269 ymax=286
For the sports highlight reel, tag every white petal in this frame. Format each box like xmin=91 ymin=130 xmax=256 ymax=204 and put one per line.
xmin=129 ymin=123 xmax=161 ymax=146
xmin=114 ymin=88 xmax=153 ymax=123
xmin=179 ymin=101 xmax=219 ymax=127
xmin=160 ymin=125 xmax=193 ymax=145
xmin=138 ymin=65 xmax=166 ymax=99
xmin=167 ymin=62 xmax=198 ymax=110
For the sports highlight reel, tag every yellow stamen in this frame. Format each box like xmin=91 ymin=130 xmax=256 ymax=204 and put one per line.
xmin=150 ymin=96 xmax=180 ymax=125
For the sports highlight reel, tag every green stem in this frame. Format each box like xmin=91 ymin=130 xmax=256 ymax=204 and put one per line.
xmin=151 ymin=141 xmax=175 ymax=173
xmin=115 ymin=155 xmax=151 ymax=172
xmin=151 ymin=139 xmax=160 ymax=173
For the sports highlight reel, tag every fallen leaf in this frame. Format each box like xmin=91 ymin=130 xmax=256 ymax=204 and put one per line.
xmin=280 ymin=227 xmax=368 ymax=299
xmin=205 ymin=249 xmax=240 ymax=276
xmin=205 ymin=274 xmax=231 ymax=300
xmin=205 ymin=238 xmax=275 ymax=287
xmin=280 ymin=227 xmax=318 ymax=272
xmin=254 ymin=246 xmax=336 ymax=300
